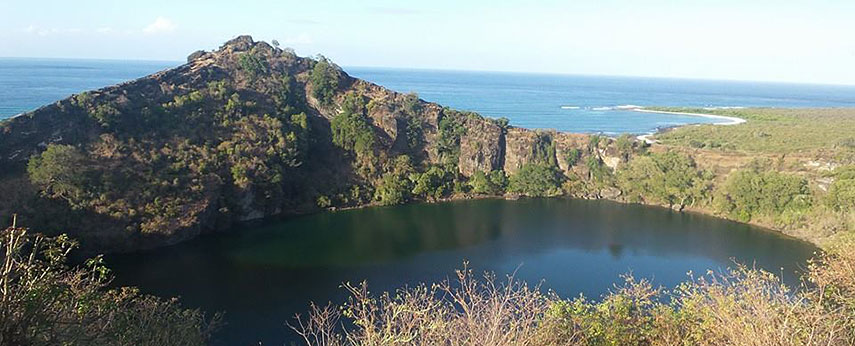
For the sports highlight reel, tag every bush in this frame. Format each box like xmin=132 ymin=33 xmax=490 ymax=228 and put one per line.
xmin=565 ymin=148 xmax=582 ymax=167
xmin=826 ymin=165 xmax=855 ymax=212
xmin=469 ymin=170 xmax=507 ymax=195
xmin=293 ymin=244 xmax=855 ymax=346
xmin=27 ymin=144 xmax=92 ymax=209
xmin=374 ymin=173 xmax=410 ymax=206
xmin=411 ymin=166 xmax=454 ymax=200
xmin=617 ymin=152 xmax=713 ymax=210
xmin=0 ymin=226 xmax=219 ymax=345
xmin=716 ymin=169 xmax=812 ymax=222
xmin=508 ymin=164 xmax=563 ymax=197
xmin=330 ymin=93 xmax=375 ymax=157
xmin=310 ymin=56 xmax=339 ymax=106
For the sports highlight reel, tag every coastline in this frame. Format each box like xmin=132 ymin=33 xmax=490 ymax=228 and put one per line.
xmin=633 ymin=107 xmax=747 ymax=144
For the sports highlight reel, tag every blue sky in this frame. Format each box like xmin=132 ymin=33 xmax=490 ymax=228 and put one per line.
xmin=2 ymin=0 xmax=854 ymax=85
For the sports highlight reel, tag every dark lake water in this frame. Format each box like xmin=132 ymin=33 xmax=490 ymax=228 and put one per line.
xmin=108 ymin=198 xmax=818 ymax=345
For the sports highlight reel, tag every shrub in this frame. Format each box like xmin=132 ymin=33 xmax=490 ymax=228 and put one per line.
xmin=565 ymin=148 xmax=582 ymax=167
xmin=617 ymin=151 xmax=713 ymax=210
xmin=716 ymin=169 xmax=812 ymax=222
xmin=826 ymin=165 xmax=855 ymax=212
xmin=411 ymin=166 xmax=454 ymax=200
xmin=330 ymin=93 xmax=375 ymax=157
xmin=374 ymin=173 xmax=410 ymax=206
xmin=310 ymin=56 xmax=339 ymax=106
xmin=237 ymin=52 xmax=267 ymax=79
xmin=27 ymin=144 xmax=92 ymax=209
xmin=469 ymin=170 xmax=507 ymax=195
xmin=0 ymin=226 xmax=219 ymax=345
xmin=508 ymin=164 xmax=562 ymax=197
xmin=293 ymin=243 xmax=855 ymax=346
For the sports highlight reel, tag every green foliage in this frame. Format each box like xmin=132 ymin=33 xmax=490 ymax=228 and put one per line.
xmin=586 ymin=156 xmax=610 ymax=183
xmin=826 ymin=165 xmax=855 ymax=212
xmin=411 ymin=166 xmax=454 ymax=200
xmin=330 ymin=93 xmax=376 ymax=158
xmin=402 ymin=92 xmax=420 ymax=115
xmin=565 ymin=148 xmax=582 ymax=167
xmin=508 ymin=164 xmax=563 ymax=197
xmin=653 ymin=108 xmax=855 ymax=162
xmin=90 ymin=104 xmax=121 ymax=128
xmin=615 ymin=133 xmax=636 ymax=162
xmin=533 ymin=132 xmax=557 ymax=167
xmin=217 ymin=114 xmax=304 ymax=206
xmin=469 ymin=170 xmax=507 ymax=195
xmin=716 ymin=168 xmax=812 ymax=222
xmin=316 ymin=195 xmax=332 ymax=208
xmin=437 ymin=112 xmax=467 ymax=167
xmin=237 ymin=52 xmax=267 ymax=79
xmin=373 ymin=156 xmax=416 ymax=206
xmin=0 ymin=226 xmax=219 ymax=345
xmin=27 ymin=145 xmax=92 ymax=209
xmin=618 ymin=152 xmax=713 ymax=210
xmin=310 ymin=55 xmax=339 ymax=106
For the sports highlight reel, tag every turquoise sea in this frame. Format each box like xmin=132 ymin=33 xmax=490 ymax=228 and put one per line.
xmin=3 ymin=58 xmax=855 ymax=134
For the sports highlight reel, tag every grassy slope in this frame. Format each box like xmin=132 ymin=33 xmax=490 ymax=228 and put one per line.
xmin=651 ymin=107 xmax=855 ymax=163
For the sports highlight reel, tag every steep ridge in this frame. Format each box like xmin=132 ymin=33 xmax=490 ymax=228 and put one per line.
xmin=0 ymin=36 xmax=627 ymax=253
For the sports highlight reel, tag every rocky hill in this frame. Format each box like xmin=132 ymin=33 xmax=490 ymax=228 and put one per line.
xmin=0 ymin=36 xmax=627 ymax=253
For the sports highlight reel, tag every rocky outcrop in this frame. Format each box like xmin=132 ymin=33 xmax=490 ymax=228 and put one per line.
xmin=458 ymin=116 xmax=504 ymax=176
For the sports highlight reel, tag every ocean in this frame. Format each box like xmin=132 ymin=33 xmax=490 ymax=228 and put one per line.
xmin=2 ymin=58 xmax=855 ymax=134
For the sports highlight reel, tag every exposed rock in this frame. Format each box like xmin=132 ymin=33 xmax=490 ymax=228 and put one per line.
xmin=458 ymin=117 xmax=504 ymax=176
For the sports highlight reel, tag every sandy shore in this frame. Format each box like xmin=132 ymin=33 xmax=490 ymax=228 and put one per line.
xmin=633 ymin=108 xmax=746 ymax=144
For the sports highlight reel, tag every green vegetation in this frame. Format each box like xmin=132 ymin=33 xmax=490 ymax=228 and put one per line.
xmin=618 ymin=151 xmax=713 ymax=210
xmin=294 ymin=239 xmax=855 ymax=345
xmin=411 ymin=166 xmax=455 ymax=200
xmin=716 ymin=168 xmax=812 ymax=223
xmin=373 ymin=156 xmax=415 ymax=206
xmin=508 ymin=164 xmax=563 ymax=197
xmin=826 ymin=165 xmax=855 ymax=212
xmin=310 ymin=55 xmax=339 ymax=106
xmin=237 ymin=51 xmax=267 ymax=79
xmin=27 ymin=145 xmax=92 ymax=209
xmin=565 ymin=148 xmax=582 ymax=167
xmin=653 ymin=107 xmax=855 ymax=162
xmin=0 ymin=225 xmax=218 ymax=345
xmin=436 ymin=110 xmax=468 ymax=166
xmin=469 ymin=170 xmax=507 ymax=195
xmin=330 ymin=93 xmax=375 ymax=158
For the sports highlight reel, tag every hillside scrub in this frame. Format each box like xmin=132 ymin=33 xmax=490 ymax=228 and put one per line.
xmin=293 ymin=239 xmax=855 ymax=346
xmin=0 ymin=225 xmax=219 ymax=345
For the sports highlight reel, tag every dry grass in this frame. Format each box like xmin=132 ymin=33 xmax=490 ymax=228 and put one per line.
xmin=293 ymin=245 xmax=855 ymax=346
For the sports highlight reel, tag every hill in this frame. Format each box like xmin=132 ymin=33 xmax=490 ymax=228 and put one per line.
xmin=0 ymin=36 xmax=623 ymax=253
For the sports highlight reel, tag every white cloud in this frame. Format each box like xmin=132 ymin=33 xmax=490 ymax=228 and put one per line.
xmin=143 ymin=17 xmax=176 ymax=34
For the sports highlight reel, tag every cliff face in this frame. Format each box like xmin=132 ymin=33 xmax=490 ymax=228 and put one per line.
xmin=0 ymin=36 xmax=617 ymax=253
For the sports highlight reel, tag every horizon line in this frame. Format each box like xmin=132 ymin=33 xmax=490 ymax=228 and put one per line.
xmin=3 ymin=55 xmax=855 ymax=88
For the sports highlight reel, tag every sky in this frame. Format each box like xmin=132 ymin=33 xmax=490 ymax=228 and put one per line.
xmin=2 ymin=0 xmax=854 ymax=85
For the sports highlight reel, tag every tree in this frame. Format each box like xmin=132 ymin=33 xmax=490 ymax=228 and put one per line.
xmin=310 ymin=55 xmax=340 ymax=106
xmin=615 ymin=134 xmax=636 ymax=163
xmin=617 ymin=151 xmax=713 ymax=210
xmin=716 ymin=169 xmax=812 ymax=222
xmin=27 ymin=145 xmax=92 ymax=209
xmin=330 ymin=93 xmax=376 ymax=158
xmin=411 ymin=166 xmax=453 ymax=200
xmin=508 ymin=164 xmax=562 ymax=197
xmin=825 ymin=165 xmax=855 ymax=212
